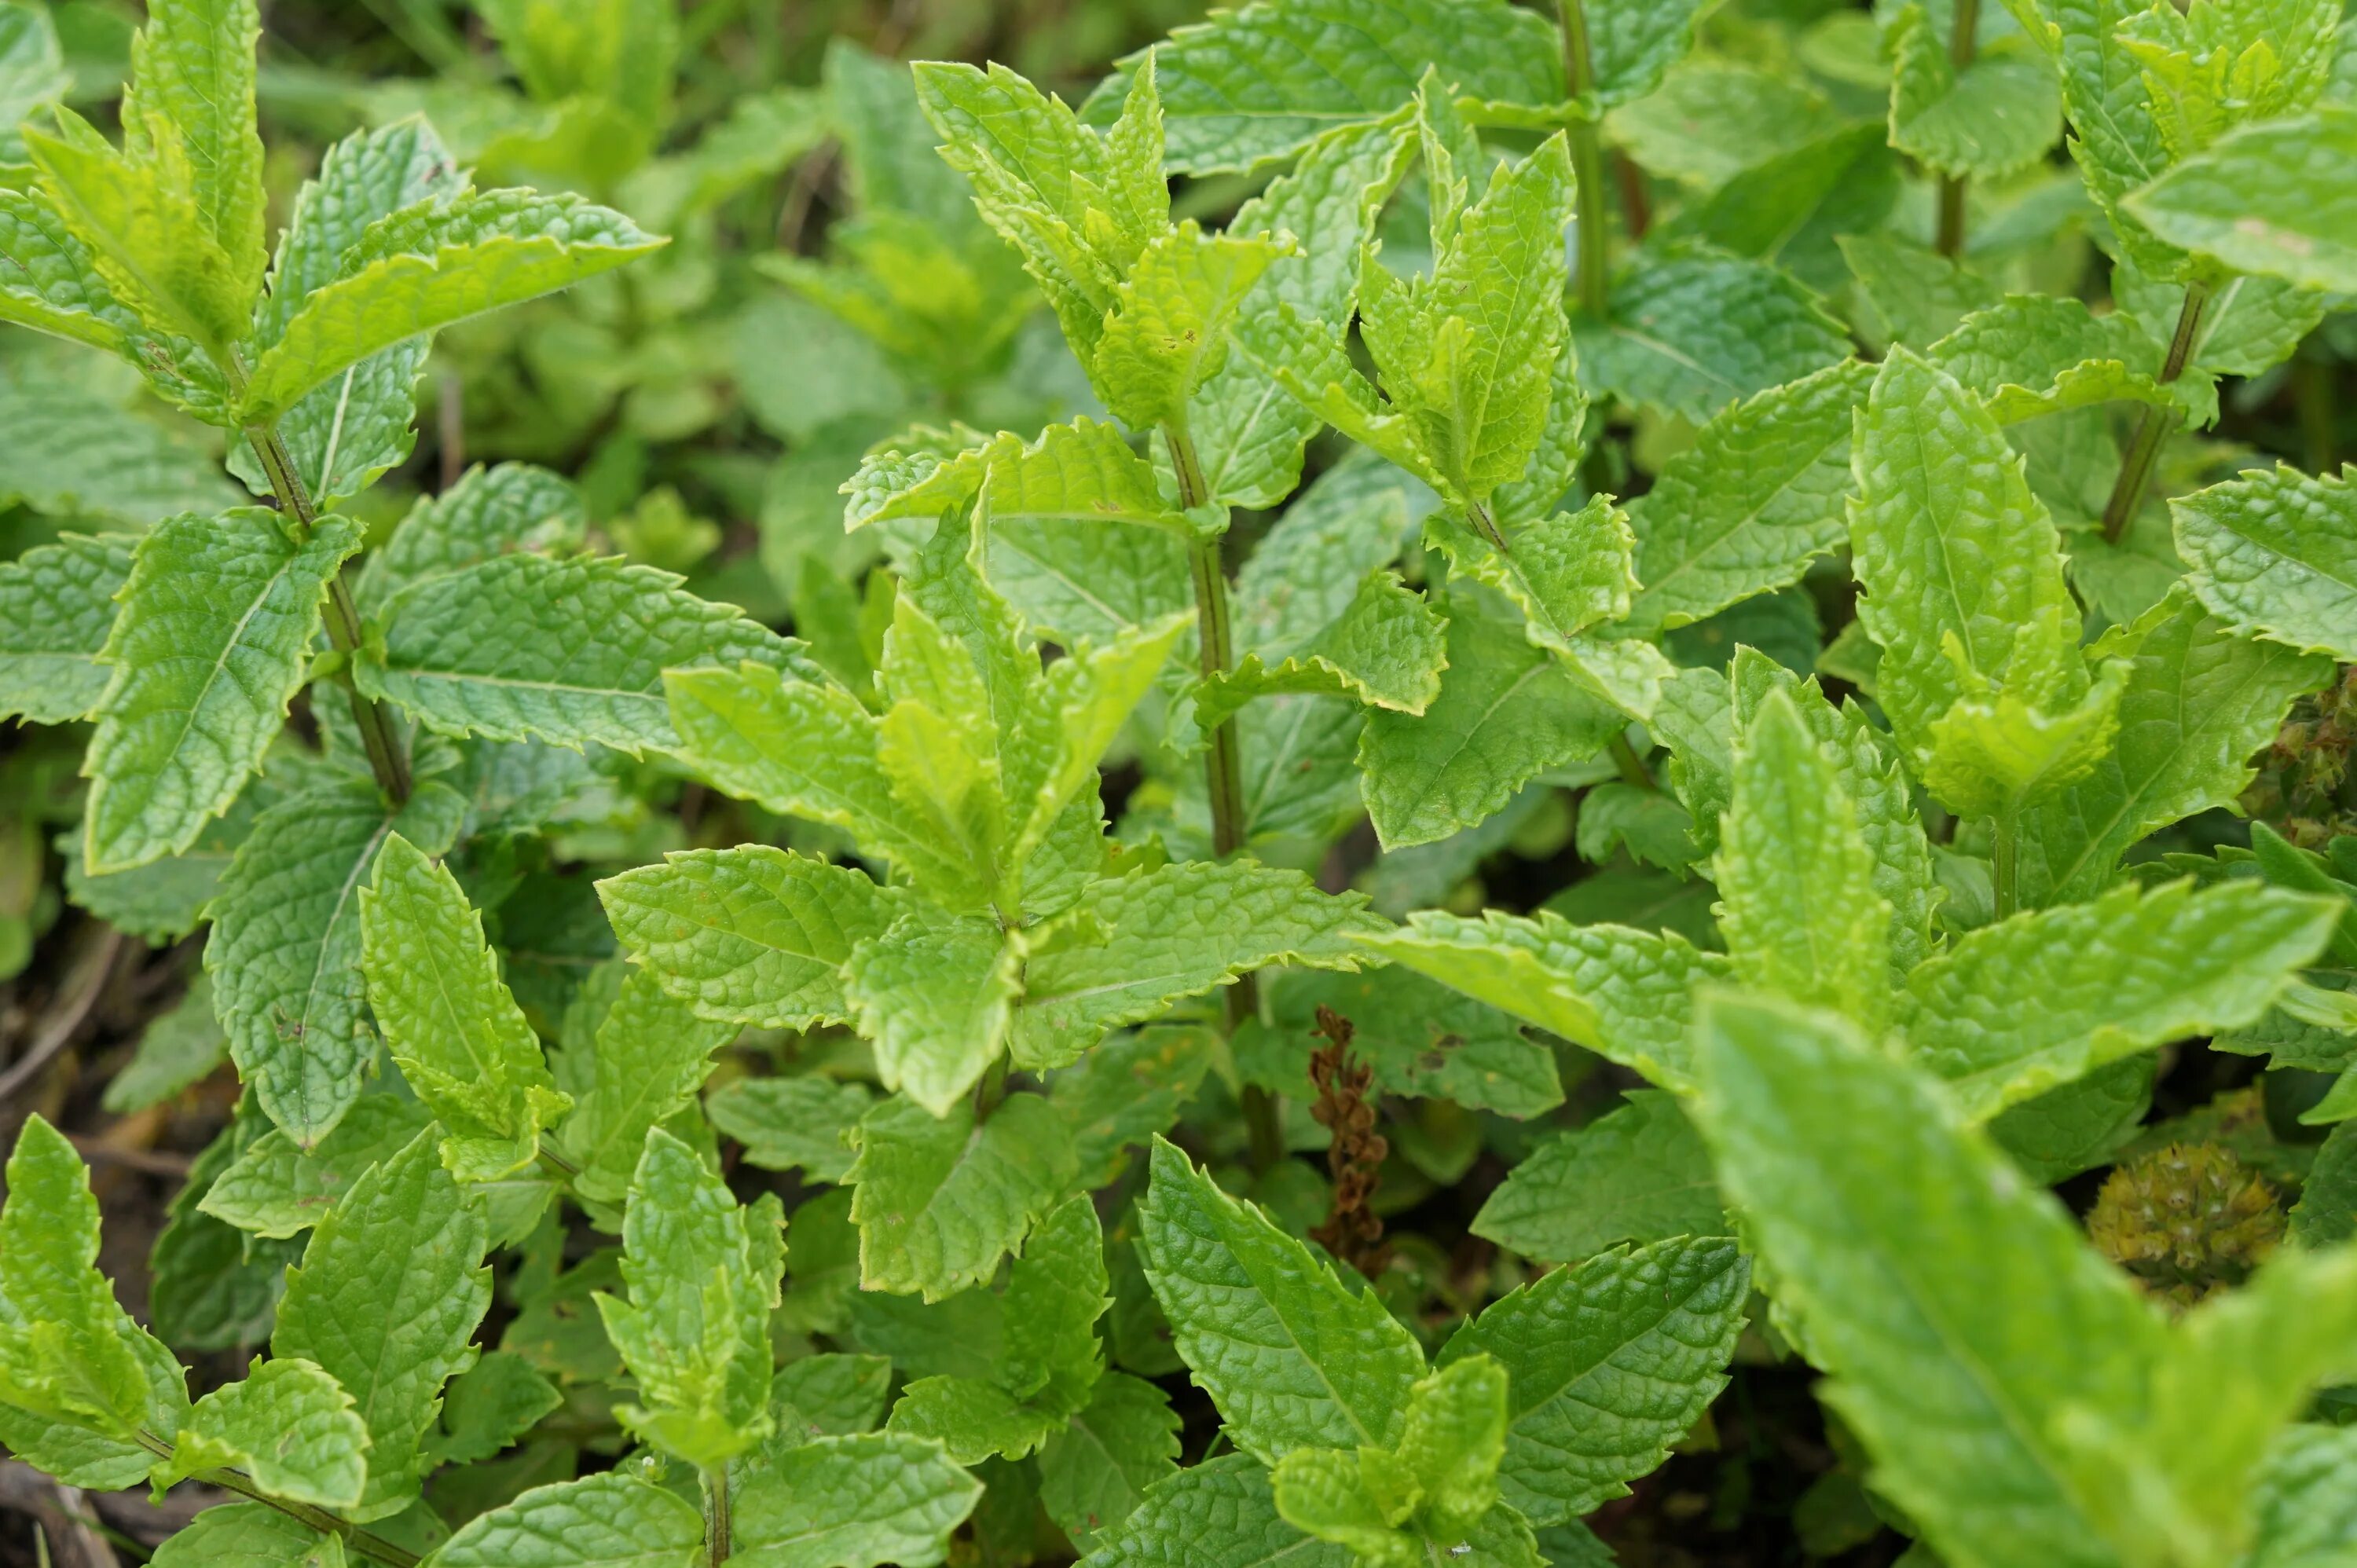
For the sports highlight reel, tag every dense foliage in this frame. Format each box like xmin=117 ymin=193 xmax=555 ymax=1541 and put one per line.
xmin=4 ymin=0 xmax=2357 ymax=1565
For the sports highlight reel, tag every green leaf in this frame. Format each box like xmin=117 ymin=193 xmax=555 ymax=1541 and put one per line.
xmin=1049 ymin=1025 xmax=1218 ymax=1187
xmin=1717 ymin=687 xmax=1890 ymax=1029
xmin=1900 ymin=878 xmax=2339 ymax=1120
xmin=241 ymin=189 xmax=662 ymax=423
xmin=1137 ymin=1137 xmax=1423 ymax=1462
xmin=197 ymin=1094 xmax=434 ymax=1240
xmin=2174 ymin=463 xmax=2357 ymax=661
xmin=1083 ymin=0 xmax=1560 ymax=174
xmin=1622 ymin=360 xmax=1868 ymax=639
xmin=1079 ymin=1453 xmax=1348 ymax=1568
xmin=707 ymin=1077 xmax=876 ymax=1185
xmin=123 ymin=0 xmax=265 ymax=300
xmin=102 ymin=973 xmax=228 ymax=1114
xmin=845 ymin=1093 xmax=1077 ymax=1301
xmin=428 ymin=1472 xmax=705 ymax=1568
xmin=2127 ymin=108 xmax=2357 ymax=290
xmin=1472 ymin=1091 xmax=1725 ymax=1264
xmin=163 ymin=1357 xmax=368 ymax=1507
xmin=271 ymin=1127 xmax=489 ymax=1520
xmin=1572 ymin=249 xmax=1849 ymax=424
xmin=1273 ymin=1357 xmax=1517 ymax=1563
xmin=1197 ymin=570 xmax=1445 ymax=729
xmin=234 ymin=119 xmax=469 ymax=507
xmin=969 ymin=418 xmax=1187 ymax=537
xmin=1926 ymin=292 xmax=2214 ymax=427
xmin=2020 ymin=0 xmax=2174 ymax=269
xmin=594 ymin=1127 xmax=783 ymax=1468
xmin=1355 ymin=908 xmax=1730 ymax=1093
xmin=1427 ymin=499 xmax=1635 ymax=659
xmin=1838 ymin=232 xmax=2003 ymax=350
xmin=770 ymin=1354 xmax=893 ymax=1444
xmin=1013 ymin=860 xmax=1384 ymax=1071
xmin=1442 ymin=1236 xmax=1748 ymax=1525
xmin=0 ymin=368 xmax=238 ymax=524
xmin=599 ymin=847 xmax=905 ymax=1031
xmin=357 ymin=553 xmax=808 ymax=756
xmin=843 ymin=910 xmax=1021 ymax=1116
xmin=1585 ymin=0 xmax=1710 ymax=108
xmin=1358 ymin=595 xmax=1625 ymax=849
xmin=206 ymin=778 xmax=466 ymax=1143
xmin=0 ymin=531 xmax=132 ymax=725
xmin=1039 ymin=1372 xmax=1184 ymax=1551
xmin=1094 ymin=222 xmax=1285 ymax=430
xmin=1889 ymin=5 xmax=2062 ymax=179
xmin=2015 ymin=587 xmax=2333 ymax=906
xmin=0 ymin=189 xmax=207 ymax=385
xmin=2244 ymin=1424 xmax=2357 ymax=1568
xmin=730 ymin=1431 xmax=982 ymax=1568
xmin=357 ymin=462 xmax=585 ymax=614
xmin=552 ymin=966 xmax=735 ymax=1207
xmin=82 ymin=508 xmax=364 ymax=874
xmin=1689 ymin=990 xmax=2163 ymax=1568
xmin=1242 ymin=966 xmax=1563 ymax=1119
xmin=361 ymin=833 xmax=569 ymax=1179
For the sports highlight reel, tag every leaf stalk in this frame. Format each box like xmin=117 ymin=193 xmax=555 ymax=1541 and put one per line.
xmin=2098 ymin=278 xmax=2212 ymax=544
xmin=1559 ymin=0 xmax=1610 ymax=318
xmin=702 ymin=1464 xmax=731 ymax=1568
xmin=1934 ymin=0 xmax=1981 ymax=257
xmin=134 ymin=1434 xmax=420 ymax=1568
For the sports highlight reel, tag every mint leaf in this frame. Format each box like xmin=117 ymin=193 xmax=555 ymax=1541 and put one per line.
xmin=2174 ymin=463 xmax=2357 ymax=661
xmin=1573 ymin=249 xmax=1849 ymax=423
xmin=1092 ymin=222 xmax=1284 ymax=430
xmin=1442 ymin=1236 xmax=1748 ymax=1525
xmin=358 ymin=554 xmax=809 ymax=755
xmin=356 ymin=461 xmax=586 ymax=614
xmin=163 ymin=1357 xmax=368 ymax=1507
xmin=844 ymin=910 xmax=1021 ymax=1116
xmin=1888 ymin=5 xmax=2062 ymax=180
xmin=1137 ymin=1137 xmax=1422 ymax=1461
xmin=101 ymin=973 xmax=229 ymax=1114
xmin=271 ymin=1127 xmax=490 ymax=1520
xmin=846 ymin=1093 xmax=1077 ymax=1300
xmin=707 ymin=1077 xmax=875 ymax=1185
xmin=595 ymin=1127 xmax=783 ymax=1468
xmin=558 ymin=968 xmax=738 ymax=1207
xmin=1196 ymin=570 xmax=1446 ymax=730
xmin=599 ymin=847 xmax=906 ymax=1030
xmin=2126 ymin=108 xmax=2357 ymax=290
xmin=1471 ymin=1091 xmax=1725 ymax=1264
xmin=429 ymin=1472 xmax=705 ymax=1568
xmin=197 ymin=1094 xmax=433 ymax=1240
xmin=1039 ymin=1372 xmax=1183 ymax=1551
xmin=0 ymin=531 xmax=132 ymax=725
xmin=1357 ymin=909 xmax=1730 ymax=1093
xmin=1079 ymin=1453 xmax=1347 ymax=1568
xmin=730 ymin=1431 xmax=981 ymax=1568
xmin=82 ymin=508 xmax=363 ymax=874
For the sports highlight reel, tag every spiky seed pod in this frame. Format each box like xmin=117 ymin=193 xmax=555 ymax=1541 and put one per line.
xmin=2086 ymin=1141 xmax=2286 ymax=1307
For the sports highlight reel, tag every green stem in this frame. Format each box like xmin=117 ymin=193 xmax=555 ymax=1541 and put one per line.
xmin=244 ymin=421 xmax=413 ymax=804
xmin=702 ymin=1466 xmax=731 ymax=1568
xmin=1559 ymin=0 xmax=1609 ymax=317
xmin=1608 ymin=732 xmax=1655 ymax=790
xmin=535 ymin=1140 xmax=581 ymax=1180
xmin=1164 ymin=419 xmax=1281 ymax=1172
xmin=973 ymin=1057 xmax=1009 ymax=1122
xmin=1935 ymin=0 xmax=1980 ymax=256
xmin=1991 ymin=813 xmax=2018 ymax=921
xmin=2099 ymin=279 xmax=2212 ymax=544
xmin=2297 ymin=351 xmax=2339 ymax=474
xmin=134 ymin=1434 xmax=420 ymax=1568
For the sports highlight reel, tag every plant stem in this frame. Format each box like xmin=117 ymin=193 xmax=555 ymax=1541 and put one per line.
xmin=702 ymin=1466 xmax=731 ymax=1568
xmin=972 ymin=1057 xmax=1008 ymax=1121
xmin=244 ymin=422 xmax=413 ymax=804
xmin=1935 ymin=0 xmax=1980 ymax=256
xmin=1991 ymin=813 xmax=2018 ymax=921
xmin=1559 ymin=0 xmax=1609 ymax=317
xmin=2098 ymin=279 xmax=2212 ymax=544
xmin=1163 ymin=419 xmax=1281 ymax=1172
xmin=1608 ymin=733 xmax=1655 ymax=790
xmin=2297 ymin=351 xmax=2339 ymax=474
xmin=131 ymin=1434 xmax=419 ymax=1568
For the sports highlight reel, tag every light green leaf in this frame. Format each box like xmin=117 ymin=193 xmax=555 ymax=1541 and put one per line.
xmin=706 ymin=1077 xmax=875 ymax=1185
xmin=357 ymin=462 xmax=585 ymax=614
xmin=1717 ymin=687 xmax=1890 ymax=1029
xmin=1622 ymin=360 xmax=1869 ymax=638
xmin=241 ymin=189 xmax=662 ymax=422
xmin=0 ymin=532 xmax=132 ymax=725
xmin=1901 ymin=878 xmax=2340 ymax=1120
xmin=1572 ymin=249 xmax=1849 ymax=424
xmin=1094 ymin=222 xmax=1285 ymax=430
xmin=1079 ymin=1453 xmax=1348 ymax=1568
xmin=123 ymin=0 xmax=265 ymax=301
xmin=2174 ymin=463 xmax=2357 ymax=661
xmin=973 ymin=418 xmax=1188 ymax=536
xmin=844 ymin=910 xmax=1021 ymax=1116
xmin=197 ymin=1094 xmax=434 ymax=1240
xmin=1196 ymin=570 xmax=1445 ymax=729
xmin=1137 ymin=1137 xmax=1423 ymax=1462
xmin=1273 ymin=1357 xmax=1516 ymax=1565
xmin=886 ymin=1375 xmax=1061 ymax=1465
xmin=163 ymin=1357 xmax=367 ymax=1507
xmin=0 ymin=190 xmax=211 ymax=394
xmin=599 ymin=847 xmax=907 ymax=1031
xmin=555 ymin=967 xmax=734 ymax=1208
xmin=102 ymin=973 xmax=228 ymax=1115
xmin=2020 ymin=0 xmax=2174 ymax=269
xmin=1689 ymin=990 xmax=2164 ymax=1568
xmin=1428 ymin=499 xmax=1636 ymax=657
xmin=1014 ymin=861 xmax=1384 ymax=1072
xmin=1443 ymin=1236 xmax=1748 ymax=1525
xmin=1471 ymin=1091 xmax=1725 ymax=1263
xmin=1355 ymin=908 xmax=1730 ymax=1093
xmin=1889 ymin=6 xmax=2062 ymax=179
xmin=2127 ymin=108 xmax=2357 ymax=290
xmin=594 ymin=1127 xmax=782 ymax=1468
xmin=1358 ymin=595 xmax=1625 ymax=849
xmin=1838 ymin=231 xmax=2004 ymax=349
xmin=1050 ymin=1025 xmax=1219 ymax=1187
xmin=2244 ymin=1424 xmax=2357 ymax=1568
xmin=731 ymin=1431 xmax=982 ymax=1568
xmin=148 ymin=1504 xmax=342 ymax=1568
xmin=1039 ymin=1373 xmax=1184 ymax=1551
xmin=0 ymin=368 xmax=237 ymax=524
xmin=206 ymin=779 xmax=466 ymax=1144
xmin=361 ymin=833 xmax=568 ymax=1179
xmin=357 ymin=553 xmax=808 ymax=756
xmin=845 ymin=1093 xmax=1078 ymax=1301
xmin=82 ymin=508 xmax=364 ymax=874
xmin=1926 ymin=293 xmax=2214 ymax=426
xmin=272 ymin=1128 xmax=489 ymax=1520
xmin=428 ymin=1472 xmax=705 ymax=1568
xmin=2015 ymin=587 xmax=2333 ymax=906
xmin=1245 ymin=967 xmax=1562 ymax=1118
xmin=1585 ymin=0 xmax=1711 ymax=108
xmin=1082 ymin=0 xmax=1560 ymax=174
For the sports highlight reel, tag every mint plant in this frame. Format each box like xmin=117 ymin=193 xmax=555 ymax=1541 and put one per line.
xmin=4 ymin=0 xmax=2357 ymax=1563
